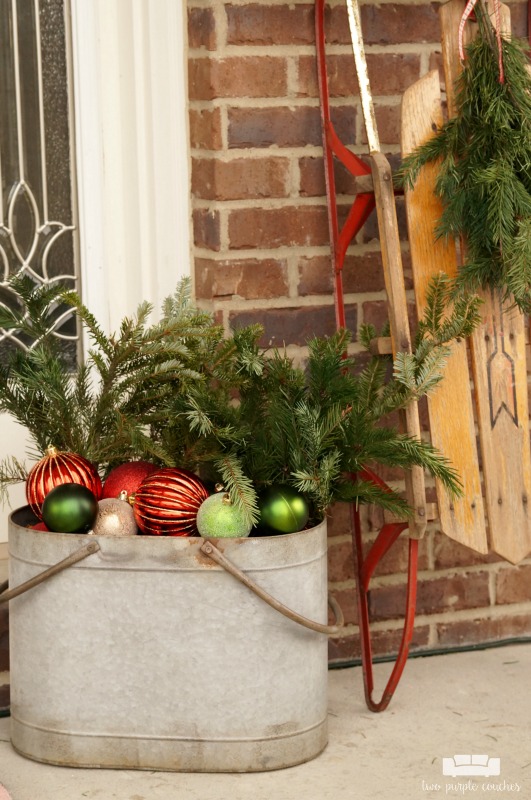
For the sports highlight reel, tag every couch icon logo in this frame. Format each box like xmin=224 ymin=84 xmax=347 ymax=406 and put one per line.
xmin=442 ymin=755 xmax=501 ymax=777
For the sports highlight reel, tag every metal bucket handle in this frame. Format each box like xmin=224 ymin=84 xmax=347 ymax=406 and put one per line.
xmin=201 ymin=540 xmax=343 ymax=635
xmin=0 ymin=541 xmax=101 ymax=604
xmin=0 ymin=538 xmax=344 ymax=636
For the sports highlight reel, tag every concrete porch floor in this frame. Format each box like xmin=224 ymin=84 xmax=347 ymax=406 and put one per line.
xmin=0 ymin=642 xmax=530 ymax=800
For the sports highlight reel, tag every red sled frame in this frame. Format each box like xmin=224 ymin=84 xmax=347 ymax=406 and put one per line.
xmin=315 ymin=0 xmax=420 ymax=712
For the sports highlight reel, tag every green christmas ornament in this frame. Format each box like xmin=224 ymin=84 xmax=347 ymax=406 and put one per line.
xmin=258 ymin=485 xmax=309 ymax=534
xmin=42 ymin=483 xmax=98 ymax=534
xmin=196 ymin=492 xmax=252 ymax=538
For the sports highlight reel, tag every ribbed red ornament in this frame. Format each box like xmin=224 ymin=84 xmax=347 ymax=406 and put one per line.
xmin=26 ymin=445 xmax=103 ymax=519
xmin=133 ymin=467 xmax=209 ymax=536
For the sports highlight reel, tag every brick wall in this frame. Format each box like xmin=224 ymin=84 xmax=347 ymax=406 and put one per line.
xmin=187 ymin=0 xmax=531 ymax=664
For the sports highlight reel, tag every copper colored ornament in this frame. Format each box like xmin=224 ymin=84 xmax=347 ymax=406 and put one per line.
xmin=102 ymin=460 xmax=157 ymax=501
xmin=92 ymin=495 xmax=138 ymax=537
xmin=26 ymin=445 xmax=102 ymax=519
xmin=133 ymin=467 xmax=209 ymax=536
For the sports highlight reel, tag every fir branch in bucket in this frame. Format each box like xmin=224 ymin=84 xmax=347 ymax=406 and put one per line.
xmin=0 ymin=273 xmax=480 ymax=528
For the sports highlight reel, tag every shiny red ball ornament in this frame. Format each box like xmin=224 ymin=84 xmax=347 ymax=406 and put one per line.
xmin=102 ymin=460 xmax=157 ymax=501
xmin=133 ymin=467 xmax=209 ymax=536
xmin=26 ymin=445 xmax=103 ymax=519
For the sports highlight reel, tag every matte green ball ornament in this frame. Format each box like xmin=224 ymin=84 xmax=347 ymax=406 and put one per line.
xmin=258 ymin=485 xmax=309 ymax=534
xmin=42 ymin=483 xmax=98 ymax=533
xmin=196 ymin=492 xmax=252 ymax=538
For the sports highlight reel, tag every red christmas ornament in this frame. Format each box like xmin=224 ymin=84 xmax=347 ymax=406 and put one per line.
xmin=31 ymin=522 xmax=49 ymax=532
xmin=102 ymin=460 xmax=157 ymax=501
xmin=26 ymin=445 xmax=102 ymax=519
xmin=133 ymin=467 xmax=209 ymax=536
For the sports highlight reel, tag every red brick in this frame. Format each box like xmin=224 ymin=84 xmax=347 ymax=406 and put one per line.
xmin=228 ymin=205 xmax=330 ymax=250
xmin=228 ymin=105 xmax=356 ymax=149
xmin=297 ymin=53 xmax=421 ymax=98
xmin=193 ymin=209 xmax=221 ymax=252
xmin=229 ymin=106 xmax=319 ymax=149
xmin=369 ymin=572 xmax=490 ymax=621
xmin=188 ymin=7 xmax=216 ymax=51
xmin=433 ymin=530 xmax=503 ymax=570
xmin=226 ymin=4 xmax=315 ymax=45
xmin=417 ymin=572 xmax=491 ymax=616
xmin=349 ymin=250 xmax=413 ymax=293
xmin=436 ymin=614 xmax=531 ymax=647
xmin=189 ymin=57 xmax=287 ymax=101
xmin=361 ymin=195 xmax=408 ymax=243
xmin=195 ymin=257 xmax=289 ymax=301
xmin=229 ymin=304 xmax=357 ymax=348
xmin=299 ymin=156 xmax=373 ymax=198
xmin=298 ymin=248 xmax=408 ymax=298
xmin=361 ymin=103 xmax=401 ymax=146
xmin=362 ymin=300 xmax=391 ymax=332
xmin=192 ymin=157 xmax=290 ymax=201
xmin=329 ymin=588 xmax=358 ymax=626
xmin=364 ymin=503 xmax=386 ymax=534
xmin=328 ymin=539 xmax=356 ymax=583
xmin=496 ymin=564 xmax=531 ymax=605
xmin=298 ymin=255 xmax=334 ymax=297
xmin=327 ymin=502 xmax=354 ymax=538
xmin=189 ymin=109 xmax=223 ymax=151
xmin=328 ymin=624 xmax=430 ymax=663
xmin=344 ymin=252 xmax=388 ymax=294
xmin=363 ymin=531 xmax=430 ymax=577
xmin=326 ymin=5 xmax=441 ymax=46
xmin=299 ymin=157 xmax=326 ymax=198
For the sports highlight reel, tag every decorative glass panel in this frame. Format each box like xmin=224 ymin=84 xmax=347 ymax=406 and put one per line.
xmin=0 ymin=0 xmax=78 ymax=367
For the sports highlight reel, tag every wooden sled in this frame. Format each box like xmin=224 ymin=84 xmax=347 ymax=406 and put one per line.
xmin=316 ymin=0 xmax=531 ymax=711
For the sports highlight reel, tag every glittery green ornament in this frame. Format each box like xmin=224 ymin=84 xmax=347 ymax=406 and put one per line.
xmin=196 ymin=492 xmax=252 ymax=538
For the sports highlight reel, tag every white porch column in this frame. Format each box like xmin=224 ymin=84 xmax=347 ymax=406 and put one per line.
xmin=69 ymin=0 xmax=192 ymax=334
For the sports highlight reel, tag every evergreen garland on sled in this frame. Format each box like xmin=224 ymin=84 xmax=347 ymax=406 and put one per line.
xmin=396 ymin=2 xmax=531 ymax=312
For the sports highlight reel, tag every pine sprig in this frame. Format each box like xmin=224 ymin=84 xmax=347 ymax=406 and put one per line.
xmin=207 ymin=275 xmax=478 ymax=524
xmin=0 ymin=455 xmax=29 ymax=505
xmin=214 ymin=453 xmax=260 ymax=527
xmin=0 ymin=278 xmax=233 ymax=476
xmin=396 ymin=3 xmax=531 ymax=311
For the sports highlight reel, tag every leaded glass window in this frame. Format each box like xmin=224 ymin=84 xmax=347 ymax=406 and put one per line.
xmin=0 ymin=0 xmax=79 ymax=367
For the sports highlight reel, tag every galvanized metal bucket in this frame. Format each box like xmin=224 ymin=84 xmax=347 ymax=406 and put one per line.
xmin=6 ymin=506 xmax=338 ymax=772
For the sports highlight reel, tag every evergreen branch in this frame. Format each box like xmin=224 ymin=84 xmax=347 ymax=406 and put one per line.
xmin=334 ymin=478 xmax=411 ymax=518
xmin=214 ymin=453 xmax=260 ymax=527
xmin=395 ymin=9 xmax=531 ymax=312
xmin=0 ymin=456 xmax=29 ymax=505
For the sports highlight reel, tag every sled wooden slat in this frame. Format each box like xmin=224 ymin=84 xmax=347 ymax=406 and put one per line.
xmin=440 ymin=0 xmax=531 ymax=564
xmin=470 ymin=292 xmax=531 ymax=563
xmin=401 ymin=70 xmax=488 ymax=554
xmin=370 ymin=152 xmax=427 ymax=539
